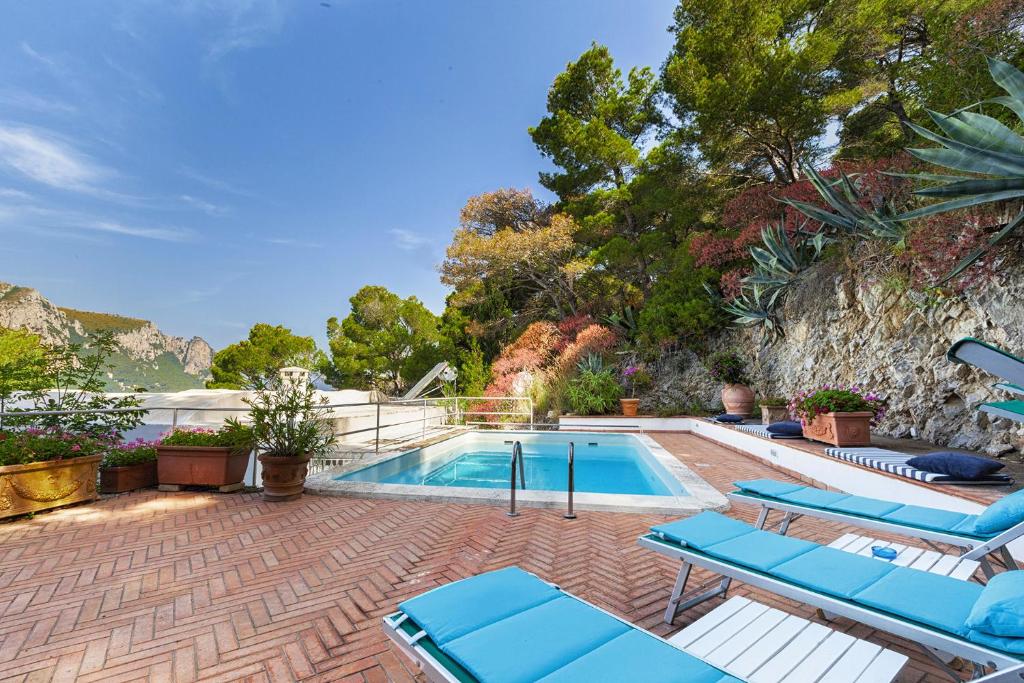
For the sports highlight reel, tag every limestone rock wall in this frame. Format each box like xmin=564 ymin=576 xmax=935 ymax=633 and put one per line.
xmin=643 ymin=262 xmax=1024 ymax=457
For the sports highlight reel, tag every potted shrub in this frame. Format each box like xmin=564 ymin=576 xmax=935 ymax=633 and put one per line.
xmin=706 ymin=351 xmax=754 ymax=417
xmin=246 ymin=376 xmax=335 ymax=502
xmin=156 ymin=424 xmax=253 ymax=492
xmin=0 ymin=429 xmax=103 ymax=519
xmin=100 ymin=439 xmax=158 ymax=493
xmin=759 ymin=397 xmax=790 ymax=425
xmin=620 ymin=365 xmax=653 ymax=417
xmin=790 ymin=385 xmax=887 ymax=446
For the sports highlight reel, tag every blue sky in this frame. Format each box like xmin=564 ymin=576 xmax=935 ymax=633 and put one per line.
xmin=0 ymin=1 xmax=677 ymax=349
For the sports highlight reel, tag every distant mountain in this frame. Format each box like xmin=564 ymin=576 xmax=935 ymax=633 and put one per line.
xmin=0 ymin=282 xmax=213 ymax=391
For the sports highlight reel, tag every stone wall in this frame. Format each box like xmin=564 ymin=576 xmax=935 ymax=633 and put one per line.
xmin=642 ymin=261 xmax=1024 ymax=458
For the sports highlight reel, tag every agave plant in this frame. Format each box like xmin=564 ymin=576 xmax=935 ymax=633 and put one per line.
xmin=895 ymin=57 xmax=1024 ymax=282
xmin=575 ymin=352 xmax=605 ymax=374
xmin=746 ymin=222 xmax=827 ymax=287
xmin=601 ymin=306 xmax=639 ymax=341
xmin=719 ymin=284 xmax=783 ymax=340
xmin=780 ymin=165 xmax=907 ymax=245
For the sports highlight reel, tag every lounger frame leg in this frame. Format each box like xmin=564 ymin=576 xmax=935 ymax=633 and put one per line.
xmin=662 ymin=561 xmax=732 ymax=625
xmin=920 ymin=644 xmax=971 ymax=682
xmin=754 ymin=507 xmax=769 ymax=530
xmin=778 ymin=512 xmax=796 ymax=535
xmin=999 ymin=546 xmax=1019 ymax=571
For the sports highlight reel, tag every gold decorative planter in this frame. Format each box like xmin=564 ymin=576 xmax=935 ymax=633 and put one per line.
xmin=0 ymin=455 xmax=101 ymax=520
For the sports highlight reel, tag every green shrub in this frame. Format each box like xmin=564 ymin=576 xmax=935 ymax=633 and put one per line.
xmin=565 ymin=369 xmax=623 ymax=415
xmin=704 ymin=351 xmax=748 ymax=384
xmin=160 ymin=422 xmax=253 ymax=452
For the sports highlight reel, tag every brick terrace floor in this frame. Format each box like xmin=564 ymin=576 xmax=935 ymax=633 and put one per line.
xmin=0 ymin=433 xmax=991 ymax=682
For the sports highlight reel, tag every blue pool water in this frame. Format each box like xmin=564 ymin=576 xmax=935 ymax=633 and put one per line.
xmin=336 ymin=432 xmax=684 ymax=497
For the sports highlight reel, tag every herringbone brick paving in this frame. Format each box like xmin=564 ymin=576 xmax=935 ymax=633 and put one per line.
xmin=0 ymin=433 xmax=979 ymax=681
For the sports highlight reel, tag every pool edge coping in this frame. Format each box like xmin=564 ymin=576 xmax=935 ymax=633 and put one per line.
xmin=303 ymin=431 xmax=729 ymax=516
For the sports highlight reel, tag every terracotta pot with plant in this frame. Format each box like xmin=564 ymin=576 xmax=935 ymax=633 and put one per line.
xmin=790 ymin=385 xmax=887 ymax=447
xmin=246 ymin=376 xmax=336 ymax=502
xmin=706 ymin=351 xmax=754 ymax=417
xmin=759 ymin=397 xmax=790 ymax=425
xmin=156 ymin=424 xmax=253 ymax=492
xmin=620 ymin=365 xmax=652 ymax=417
xmin=100 ymin=439 xmax=158 ymax=493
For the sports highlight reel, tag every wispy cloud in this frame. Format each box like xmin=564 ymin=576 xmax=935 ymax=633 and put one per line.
xmin=0 ymin=89 xmax=77 ymax=115
xmin=262 ymin=236 xmax=322 ymax=248
xmin=179 ymin=165 xmax=256 ymax=198
xmin=20 ymin=42 xmax=63 ymax=74
xmin=85 ymin=220 xmax=193 ymax=242
xmin=180 ymin=194 xmax=228 ymax=216
xmin=0 ymin=202 xmax=194 ymax=243
xmin=204 ymin=0 xmax=288 ymax=64
xmin=0 ymin=124 xmax=109 ymax=192
xmin=390 ymin=228 xmax=432 ymax=252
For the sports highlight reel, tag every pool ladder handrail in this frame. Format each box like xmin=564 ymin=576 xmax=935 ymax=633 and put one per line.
xmin=507 ymin=441 xmax=526 ymax=517
xmin=564 ymin=442 xmax=576 ymax=519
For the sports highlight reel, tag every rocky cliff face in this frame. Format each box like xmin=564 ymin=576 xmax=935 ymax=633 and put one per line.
xmin=0 ymin=282 xmax=213 ymax=391
xmin=643 ymin=262 xmax=1024 ymax=458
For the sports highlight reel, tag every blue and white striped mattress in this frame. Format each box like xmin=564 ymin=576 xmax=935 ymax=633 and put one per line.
xmin=824 ymin=446 xmax=1014 ymax=485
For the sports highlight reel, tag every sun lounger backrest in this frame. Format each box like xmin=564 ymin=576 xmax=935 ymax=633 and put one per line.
xmin=948 ymin=338 xmax=1024 ymax=387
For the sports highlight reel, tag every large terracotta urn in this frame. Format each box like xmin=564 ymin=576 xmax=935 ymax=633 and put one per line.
xmin=721 ymin=384 xmax=755 ymax=417
xmin=802 ymin=412 xmax=873 ymax=447
xmin=258 ymin=453 xmax=311 ymax=501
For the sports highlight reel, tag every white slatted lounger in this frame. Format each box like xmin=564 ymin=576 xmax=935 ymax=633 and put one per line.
xmin=670 ymin=596 xmax=908 ymax=683
xmin=828 ymin=533 xmax=981 ymax=581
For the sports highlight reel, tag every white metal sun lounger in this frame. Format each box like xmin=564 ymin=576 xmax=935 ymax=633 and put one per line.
xmin=383 ymin=566 xmax=912 ymax=682
xmin=639 ymin=512 xmax=1024 ymax=679
xmin=949 ymin=338 xmax=1024 ymax=425
xmin=726 ymin=478 xmax=1023 ymax=577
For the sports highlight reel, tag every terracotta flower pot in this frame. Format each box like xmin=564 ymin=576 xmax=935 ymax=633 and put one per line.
xmin=620 ymin=398 xmax=640 ymax=417
xmin=721 ymin=384 xmax=755 ymax=417
xmin=802 ymin=412 xmax=873 ymax=447
xmin=258 ymin=453 xmax=311 ymax=502
xmin=760 ymin=405 xmax=790 ymax=425
xmin=100 ymin=461 xmax=157 ymax=494
xmin=156 ymin=446 xmax=249 ymax=490
xmin=0 ymin=455 xmax=100 ymax=520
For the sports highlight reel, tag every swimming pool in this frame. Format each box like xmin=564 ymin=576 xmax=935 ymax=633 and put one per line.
xmin=306 ymin=431 xmax=729 ymax=515
xmin=336 ymin=432 xmax=682 ymax=496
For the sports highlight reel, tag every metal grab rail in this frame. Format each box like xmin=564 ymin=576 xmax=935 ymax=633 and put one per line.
xmin=507 ymin=441 xmax=525 ymax=517
xmin=564 ymin=442 xmax=576 ymax=520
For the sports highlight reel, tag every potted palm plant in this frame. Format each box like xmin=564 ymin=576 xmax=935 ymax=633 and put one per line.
xmin=706 ymin=351 xmax=754 ymax=417
xmin=790 ymin=385 xmax=887 ymax=447
xmin=246 ymin=376 xmax=335 ymax=502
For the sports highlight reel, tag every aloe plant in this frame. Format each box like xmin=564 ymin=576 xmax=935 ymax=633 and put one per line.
xmin=895 ymin=57 xmax=1024 ymax=282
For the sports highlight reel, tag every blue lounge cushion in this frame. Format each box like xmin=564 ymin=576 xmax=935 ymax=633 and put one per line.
xmin=966 ymin=571 xmax=1024 ymax=638
xmin=825 ymin=495 xmax=904 ymax=518
xmin=733 ymin=479 xmax=805 ymax=498
xmin=651 ymin=511 xmax=755 ymax=551
xmin=399 ymin=566 xmax=559 ymax=645
xmin=766 ymin=420 xmax=802 ymax=436
xmin=444 ymin=595 xmax=630 ymax=683
xmin=777 ymin=487 xmax=851 ymax=509
xmin=975 ymin=489 xmax=1024 ymax=535
xmin=881 ymin=505 xmax=970 ymax=533
xmin=965 ymin=628 xmax=1024 ymax=655
xmin=852 ymin=567 xmax=983 ymax=636
xmin=771 ymin=546 xmax=896 ymax=599
xmin=536 ymin=629 xmax=739 ymax=683
xmin=714 ymin=414 xmax=744 ymax=423
xmin=906 ymin=452 xmax=1005 ymax=481
xmin=704 ymin=529 xmax=816 ymax=573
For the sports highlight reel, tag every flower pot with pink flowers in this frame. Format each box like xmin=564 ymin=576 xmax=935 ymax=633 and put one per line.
xmin=705 ymin=351 xmax=754 ymax=417
xmin=790 ymin=385 xmax=887 ymax=447
xmin=620 ymin=365 xmax=652 ymax=417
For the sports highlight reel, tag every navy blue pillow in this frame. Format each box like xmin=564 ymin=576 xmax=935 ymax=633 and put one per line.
xmin=906 ymin=452 xmax=1005 ymax=480
xmin=766 ymin=420 xmax=802 ymax=436
xmin=714 ymin=414 xmax=744 ymax=423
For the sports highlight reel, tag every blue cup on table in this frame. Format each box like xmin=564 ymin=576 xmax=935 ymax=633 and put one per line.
xmin=872 ymin=546 xmax=898 ymax=561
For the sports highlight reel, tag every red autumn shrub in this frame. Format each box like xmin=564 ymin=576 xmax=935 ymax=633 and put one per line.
xmin=902 ymin=212 xmax=998 ymax=291
xmin=554 ymin=324 xmax=620 ymax=374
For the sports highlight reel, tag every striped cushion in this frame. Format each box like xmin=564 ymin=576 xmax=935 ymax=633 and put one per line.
xmin=824 ymin=447 xmax=1013 ymax=485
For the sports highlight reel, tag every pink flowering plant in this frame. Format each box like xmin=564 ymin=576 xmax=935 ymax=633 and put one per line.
xmin=621 ymin=364 xmax=653 ymax=398
xmin=704 ymin=351 xmax=748 ymax=385
xmin=101 ymin=438 xmax=158 ymax=469
xmin=789 ymin=385 xmax=888 ymax=426
xmin=0 ymin=428 xmax=103 ymax=467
